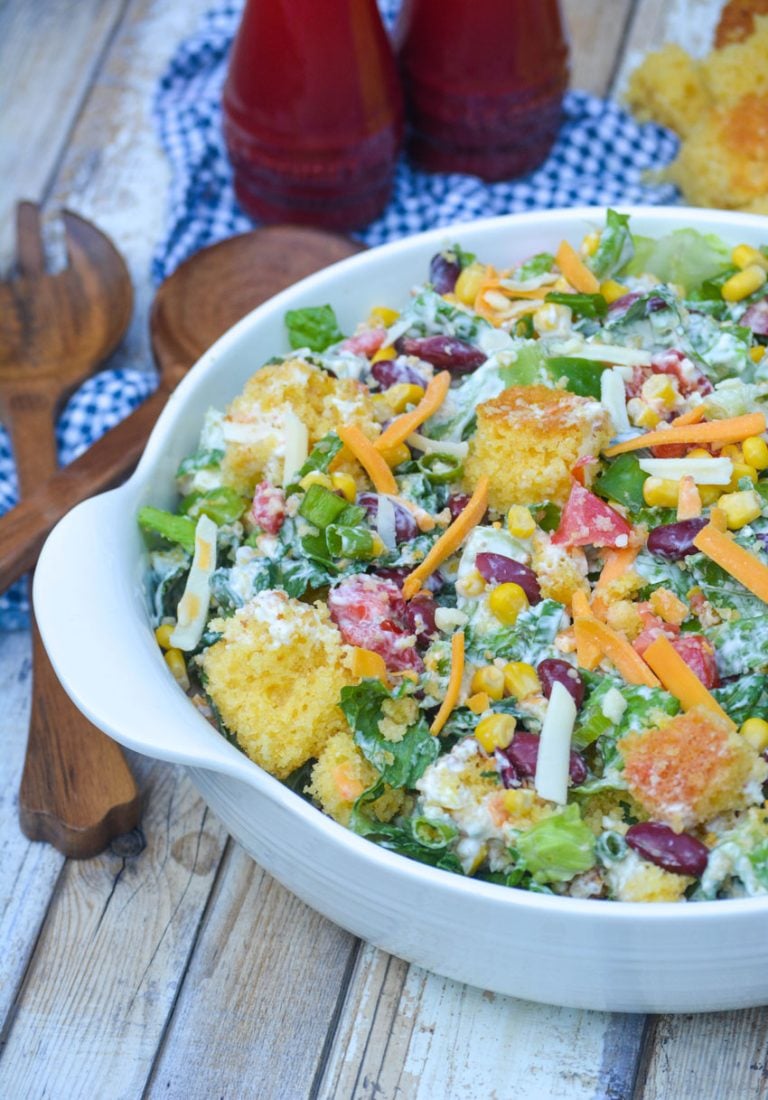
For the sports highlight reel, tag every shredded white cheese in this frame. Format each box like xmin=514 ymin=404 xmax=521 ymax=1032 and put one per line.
xmin=601 ymin=367 xmax=631 ymax=435
xmin=170 ymin=514 xmax=218 ymax=652
xmin=534 ymin=681 xmax=577 ymax=806
xmin=282 ymin=410 xmax=309 ymax=487
xmin=638 ymin=457 xmax=733 ymax=485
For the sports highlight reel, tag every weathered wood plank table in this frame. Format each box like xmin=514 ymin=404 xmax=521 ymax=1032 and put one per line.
xmin=2 ymin=2 xmax=766 ymax=1097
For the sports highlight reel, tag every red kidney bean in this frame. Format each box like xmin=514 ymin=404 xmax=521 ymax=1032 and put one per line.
xmin=447 ymin=492 xmax=472 ymax=520
xmin=626 ymin=821 xmax=709 ymax=877
xmin=403 ymin=592 xmax=438 ymax=639
xmin=475 ymin=552 xmax=541 ymax=605
xmin=396 ymin=335 xmax=485 ymax=374
xmin=358 ymin=492 xmax=419 ymax=543
xmin=370 ymin=358 xmax=428 ymax=389
xmin=500 ymin=731 xmax=587 ymax=785
xmin=646 ymin=517 xmax=708 ymax=561
xmin=429 ymin=251 xmax=461 ymax=295
xmin=537 ymin=658 xmax=585 ymax=709
xmin=742 ymin=298 xmax=768 ymax=337
xmin=495 ymin=750 xmax=521 ymax=789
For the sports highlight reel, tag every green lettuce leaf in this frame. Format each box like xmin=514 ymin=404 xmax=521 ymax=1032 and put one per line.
xmin=339 ymin=681 xmax=440 ymax=788
xmin=588 ymin=209 xmax=635 ymax=280
xmin=516 ymin=804 xmax=596 ymax=884
xmin=285 ymin=304 xmax=343 ymax=352
xmin=623 ymin=229 xmax=731 ymax=294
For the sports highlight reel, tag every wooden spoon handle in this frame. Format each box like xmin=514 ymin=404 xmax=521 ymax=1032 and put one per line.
xmin=0 ymin=386 xmax=170 ymax=594
xmin=19 ymin=614 xmax=140 ymax=858
xmin=4 ymin=391 xmax=59 ymax=500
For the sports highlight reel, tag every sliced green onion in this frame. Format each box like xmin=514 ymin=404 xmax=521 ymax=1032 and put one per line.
xmin=410 ymin=817 xmax=457 ymax=849
xmin=138 ymin=507 xmax=196 ymax=553
xmin=298 ymin=483 xmax=348 ymax=528
xmin=325 ymin=525 xmax=376 ymax=559
xmin=417 ymin=451 xmax=464 ymax=484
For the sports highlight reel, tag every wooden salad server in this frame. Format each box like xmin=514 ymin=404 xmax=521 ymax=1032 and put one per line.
xmin=0 ymin=202 xmax=139 ymax=857
xmin=0 ymin=225 xmax=364 ymax=595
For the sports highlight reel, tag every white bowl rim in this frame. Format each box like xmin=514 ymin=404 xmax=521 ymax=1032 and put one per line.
xmin=36 ymin=203 xmax=768 ymax=925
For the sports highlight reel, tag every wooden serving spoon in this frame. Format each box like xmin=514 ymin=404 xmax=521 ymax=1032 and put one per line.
xmin=0 ymin=225 xmax=364 ymax=596
xmin=0 ymin=202 xmax=139 ymax=858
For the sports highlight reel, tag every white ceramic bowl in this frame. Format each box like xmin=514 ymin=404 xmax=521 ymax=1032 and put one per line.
xmin=35 ymin=207 xmax=768 ymax=1013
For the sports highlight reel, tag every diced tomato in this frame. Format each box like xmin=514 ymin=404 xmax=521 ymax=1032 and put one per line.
xmin=551 ymin=481 xmax=632 ymax=549
xmin=328 ymin=574 xmax=423 ymax=672
xmin=651 ymin=349 xmax=713 ymax=398
xmin=625 ymin=364 xmax=652 ymax=400
xmin=670 ymin=634 xmax=720 ymax=689
xmin=633 ymin=607 xmax=680 ymax=656
xmin=250 ymin=481 xmax=286 ymax=534
xmin=340 ymin=328 xmax=387 ymax=358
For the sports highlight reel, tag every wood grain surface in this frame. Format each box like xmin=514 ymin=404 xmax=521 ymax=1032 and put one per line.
xmin=3 ymin=1 xmax=768 ymax=1098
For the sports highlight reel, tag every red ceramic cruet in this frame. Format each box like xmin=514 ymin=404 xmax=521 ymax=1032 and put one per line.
xmin=222 ymin=0 xmax=404 ymax=230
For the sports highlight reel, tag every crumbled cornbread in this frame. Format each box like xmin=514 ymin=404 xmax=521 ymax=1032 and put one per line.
xmin=619 ymin=705 xmax=767 ymax=831
xmin=463 ymin=385 xmax=613 ymax=510
xmin=221 ymin=358 xmax=379 ymax=494
xmin=307 ymin=729 xmax=404 ymax=826
xmin=625 ymin=16 xmax=768 ymax=212
xmin=606 ymin=849 xmax=693 ymax=903
xmin=530 ymin=531 xmax=589 ymax=605
xmin=200 ymin=590 xmax=355 ymax=778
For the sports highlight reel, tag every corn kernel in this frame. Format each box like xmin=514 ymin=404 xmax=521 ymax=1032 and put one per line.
xmin=732 ymin=245 xmax=768 ymax=272
xmin=330 ymin=471 xmax=357 ymax=502
xmin=699 ymin=484 xmax=724 ymax=505
xmin=688 ymin=447 xmax=714 ymax=460
xmin=728 ymin=462 xmax=758 ymax=491
xmin=456 ymin=569 xmax=486 ymax=598
xmin=717 ymin=489 xmax=762 ymax=530
xmin=503 ymin=661 xmax=541 ymax=699
xmin=643 ymin=477 xmax=680 ymax=508
xmin=641 ymin=374 xmax=678 ymax=406
xmin=371 ymin=344 xmax=396 ymax=364
xmin=299 ymin=470 xmax=333 ymax=491
xmin=369 ymin=305 xmax=400 ymax=326
xmin=165 ymin=648 xmax=190 ymax=692
xmin=475 ymin=713 xmax=516 ymax=753
xmin=384 ymin=382 xmax=425 ymax=414
xmin=467 ymin=692 xmax=490 ymax=715
xmin=740 ymin=717 xmax=768 ymax=753
xmin=155 ymin=623 xmax=174 ymax=650
xmin=750 ymin=346 xmax=766 ymax=364
xmin=371 ymin=535 xmax=387 ymax=557
xmin=720 ymin=444 xmax=743 ymax=462
xmin=722 ymin=265 xmax=767 ymax=302
xmin=471 ymin=665 xmax=506 ymax=701
xmin=506 ymin=505 xmax=536 ymax=538
xmin=488 ymin=582 xmax=529 ymax=626
xmin=380 ymin=442 xmax=411 ymax=468
xmin=581 ymin=231 xmax=600 ymax=256
xmin=743 ymin=436 xmax=768 ymax=471
xmin=635 ymin=406 xmax=662 ymax=429
xmin=599 ymin=278 xmax=630 ymax=304
xmin=455 ymin=262 xmax=487 ymax=305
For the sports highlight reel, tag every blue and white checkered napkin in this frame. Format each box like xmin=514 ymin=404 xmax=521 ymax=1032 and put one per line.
xmin=0 ymin=0 xmax=680 ymax=631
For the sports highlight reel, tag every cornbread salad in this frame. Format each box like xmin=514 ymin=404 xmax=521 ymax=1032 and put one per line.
xmin=140 ymin=212 xmax=768 ymax=902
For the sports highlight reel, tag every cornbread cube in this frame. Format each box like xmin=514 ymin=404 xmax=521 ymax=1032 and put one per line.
xmin=200 ymin=590 xmax=355 ymax=778
xmin=221 ymin=358 xmax=379 ymax=494
xmin=463 ymin=385 xmax=613 ymax=510
xmin=307 ymin=729 xmax=404 ymax=826
xmin=619 ymin=705 xmax=767 ymax=831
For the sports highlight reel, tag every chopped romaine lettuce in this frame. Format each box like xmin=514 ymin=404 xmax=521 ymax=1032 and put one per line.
xmin=285 ymin=304 xmax=343 ymax=352
xmin=516 ymin=804 xmax=596 ymax=884
xmin=588 ymin=209 xmax=635 ymax=281
xmin=339 ymin=681 xmax=440 ymax=789
xmin=623 ymin=229 xmax=731 ymax=294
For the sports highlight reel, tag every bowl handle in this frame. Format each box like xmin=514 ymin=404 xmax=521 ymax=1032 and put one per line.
xmin=33 ymin=490 xmax=256 ymax=783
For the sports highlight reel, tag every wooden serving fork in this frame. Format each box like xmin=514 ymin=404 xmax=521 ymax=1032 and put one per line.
xmin=0 ymin=202 xmax=140 ymax=857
